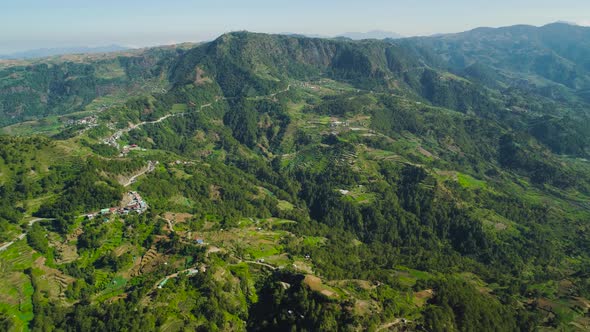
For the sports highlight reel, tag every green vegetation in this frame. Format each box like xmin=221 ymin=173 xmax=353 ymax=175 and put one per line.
xmin=1 ymin=26 xmax=590 ymax=331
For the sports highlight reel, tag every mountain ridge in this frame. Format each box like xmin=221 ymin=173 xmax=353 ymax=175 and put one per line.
xmin=0 ymin=45 xmax=130 ymax=60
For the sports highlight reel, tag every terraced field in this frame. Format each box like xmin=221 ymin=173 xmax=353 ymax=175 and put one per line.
xmin=0 ymin=241 xmax=36 ymax=330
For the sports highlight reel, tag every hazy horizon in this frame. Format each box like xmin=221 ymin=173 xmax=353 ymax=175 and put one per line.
xmin=2 ymin=0 xmax=590 ymax=54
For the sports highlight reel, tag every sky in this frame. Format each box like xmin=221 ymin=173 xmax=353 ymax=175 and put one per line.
xmin=1 ymin=0 xmax=589 ymax=54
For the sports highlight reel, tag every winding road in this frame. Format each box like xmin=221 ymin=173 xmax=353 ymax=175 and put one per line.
xmin=0 ymin=218 xmax=53 ymax=252
xmin=104 ymin=84 xmax=291 ymax=148
xmin=122 ymin=160 xmax=157 ymax=187
xmin=152 ymin=266 xmax=202 ymax=290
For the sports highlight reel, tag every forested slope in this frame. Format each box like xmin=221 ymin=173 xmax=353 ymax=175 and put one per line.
xmin=0 ymin=28 xmax=590 ymax=331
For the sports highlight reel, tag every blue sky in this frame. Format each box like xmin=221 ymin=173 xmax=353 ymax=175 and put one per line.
xmin=1 ymin=0 xmax=589 ymax=53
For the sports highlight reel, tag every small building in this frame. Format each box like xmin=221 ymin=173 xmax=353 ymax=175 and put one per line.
xmin=196 ymin=239 xmax=204 ymax=245
xmin=157 ymin=278 xmax=169 ymax=289
xmin=100 ymin=208 xmax=110 ymax=215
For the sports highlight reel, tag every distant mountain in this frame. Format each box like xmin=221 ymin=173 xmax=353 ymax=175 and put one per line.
xmin=0 ymin=45 xmax=130 ymax=60
xmin=279 ymin=32 xmax=328 ymax=39
xmin=394 ymin=22 xmax=590 ymax=155
xmin=280 ymin=30 xmax=403 ymax=40
xmin=338 ymin=30 xmax=404 ymax=40
xmin=399 ymin=22 xmax=590 ymax=91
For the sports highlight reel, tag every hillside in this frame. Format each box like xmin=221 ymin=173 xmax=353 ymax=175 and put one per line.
xmin=0 ymin=28 xmax=590 ymax=331
xmin=0 ymin=45 xmax=191 ymax=127
xmin=397 ymin=23 xmax=590 ymax=156
xmin=401 ymin=23 xmax=590 ymax=96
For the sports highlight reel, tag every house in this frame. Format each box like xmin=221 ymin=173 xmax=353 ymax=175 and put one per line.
xmin=196 ymin=239 xmax=204 ymax=245
xmin=157 ymin=278 xmax=169 ymax=289
xmin=100 ymin=208 xmax=110 ymax=215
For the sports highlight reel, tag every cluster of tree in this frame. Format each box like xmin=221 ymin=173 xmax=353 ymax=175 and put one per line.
xmin=498 ymin=133 xmax=577 ymax=187
xmin=29 ymin=261 xmax=258 ymax=331
xmin=284 ymin=158 xmax=576 ymax=284
xmin=0 ymin=136 xmax=67 ymax=236
xmin=137 ymin=161 xmax=278 ymax=222
xmin=418 ymin=69 xmax=498 ymax=114
xmin=305 ymin=93 xmax=372 ymax=117
xmin=36 ymin=164 xmax=122 ymax=222
xmin=27 ymin=222 xmax=49 ymax=254
xmin=93 ymin=250 xmax=133 ymax=272
xmin=82 ymin=141 xmax=119 ymax=157
xmin=529 ymin=115 xmax=590 ymax=156
xmin=224 ymin=98 xmax=290 ymax=149
xmin=419 ymin=278 xmax=539 ymax=331
xmin=248 ymin=271 xmax=349 ymax=331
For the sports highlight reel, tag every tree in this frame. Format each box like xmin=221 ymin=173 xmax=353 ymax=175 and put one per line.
xmin=27 ymin=222 xmax=49 ymax=254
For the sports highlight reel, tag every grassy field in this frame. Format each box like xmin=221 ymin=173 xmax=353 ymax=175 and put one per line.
xmin=94 ymin=275 xmax=127 ymax=302
xmin=302 ymin=236 xmax=327 ymax=247
xmin=171 ymin=104 xmax=188 ymax=113
xmin=276 ymin=200 xmax=294 ymax=211
xmin=0 ymin=116 xmax=63 ymax=136
xmin=457 ymin=173 xmax=487 ymax=189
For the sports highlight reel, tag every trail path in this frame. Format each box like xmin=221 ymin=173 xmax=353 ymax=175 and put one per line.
xmin=122 ymin=161 xmax=157 ymax=187
xmin=164 ymin=218 xmax=175 ymax=233
xmin=0 ymin=218 xmax=53 ymax=252
xmin=377 ymin=318 xmax=411 ymax=331
xmin=243 ymin=260 xmax=277 ymax=270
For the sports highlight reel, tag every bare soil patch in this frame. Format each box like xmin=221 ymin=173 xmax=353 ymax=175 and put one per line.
xmin=413 ymin=289 xmax=434 ymax=307
xmin=303 ymin=275 xmax=339 ymax=298
xmin=163 ymin=212 xmax=193 ymax=224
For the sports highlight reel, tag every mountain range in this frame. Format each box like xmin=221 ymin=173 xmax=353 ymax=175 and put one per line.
xmin=338 ymin=30 xmax=404 ymax=40
xmin=280 ymin=30 xmax=404 ymax=40
xmin=0 ymin=45 xmax=129 ymax=60
xmin=0 ymin=22 xmax=589 ymax=331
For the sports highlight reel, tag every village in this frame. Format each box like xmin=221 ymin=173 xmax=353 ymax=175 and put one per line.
xmin=119 ymin=143 xmax=147 ymax=157
xmin=63 ymin=115 xmax=98 ymax=127
xmin=102 ymin=129 xmax=124 ymax=149
xmin=86 ymin=191 xmax=149 ymax=221
xmin=62 ymin=103 xmax=111 ymax=130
